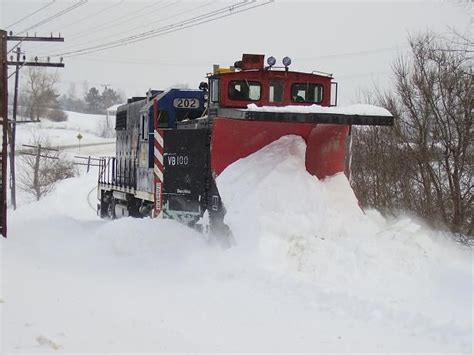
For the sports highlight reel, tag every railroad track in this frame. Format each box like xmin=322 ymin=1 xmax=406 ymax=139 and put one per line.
xmin=87 ymin=186 xmax=97 ymax=213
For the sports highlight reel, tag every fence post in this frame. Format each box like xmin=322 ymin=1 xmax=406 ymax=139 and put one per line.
xmin=33 ymin=144 xmax=41 ymax=201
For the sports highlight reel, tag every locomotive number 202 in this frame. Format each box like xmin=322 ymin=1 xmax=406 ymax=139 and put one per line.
xmin=173 ymin=98 xmax=200 ymax=108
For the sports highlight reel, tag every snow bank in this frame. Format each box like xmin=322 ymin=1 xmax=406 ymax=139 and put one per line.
xmin=35 ymin=111 xmax=111 ymax=134
xmin=247 ymin=103 xmax=392 ymax=116
xmin=217 ymin=135 xmax=472 ymax=340
xmin=15 ymin=111 xmax=115 ymax=149
xmin=1 ymin=132 xmax=471 ymax=352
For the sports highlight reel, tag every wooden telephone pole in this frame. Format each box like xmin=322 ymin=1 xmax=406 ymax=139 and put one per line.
xmin=0 ymin=30 xmax=64 ymax=238
xmin=8 ymin=46 xmax=21 ymax=210
xmin=0 ymin=30 xmax=8 ymax=238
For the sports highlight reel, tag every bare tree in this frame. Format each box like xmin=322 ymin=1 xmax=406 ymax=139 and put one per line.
xmin=22 ymin=67 xmax=60 ymax=121
xmin=18 ymin=137 xmax=77 ymax=201
xmin=351 ymin=32 xmax=473 ymax=241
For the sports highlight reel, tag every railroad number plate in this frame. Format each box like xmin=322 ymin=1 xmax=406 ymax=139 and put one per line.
xmin=167 ymin=154 xmax=189 ymax=166
xmin=173 ymin=98 xmax=200 ymax=109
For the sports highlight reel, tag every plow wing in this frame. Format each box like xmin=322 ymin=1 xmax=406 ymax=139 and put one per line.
xmin=211 ymin=107 xmax=393 ymax=179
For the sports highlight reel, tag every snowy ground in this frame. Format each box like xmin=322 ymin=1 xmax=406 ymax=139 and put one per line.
xmin=0 ymin=113 xmax=472 ymax=353
xmin=15 ymin=111 xmax=115 ymax=156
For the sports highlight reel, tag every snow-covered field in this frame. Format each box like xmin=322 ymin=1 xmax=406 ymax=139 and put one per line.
xmin=15 ymin=111 xmax=115 ymax=157
xmin=0 ymin=113 xmax=472 ymax=353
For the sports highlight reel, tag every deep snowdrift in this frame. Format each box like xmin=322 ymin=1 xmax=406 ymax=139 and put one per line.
xmin=217 ymin=136 xmax=471 ymax=319
xmin=1 ymin=135 xmax=472 ymax=353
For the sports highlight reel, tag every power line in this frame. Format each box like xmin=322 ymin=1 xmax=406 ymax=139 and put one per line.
xmin=44 ymin=1 xmax=213 ymax=56
xmin=64 ymin=1 xmax=270 ymax=58
xmin=15 ymin=0 xmax=88 ymax=35
xmin=49 ymin=0 xmax=126 ymax=33
xmin=39 ymin=0 xmax=178 ymax=56
xmin=5 ymin=0 xmax=57 ymax=29
xmin=63 ymin=54 xmax=210 ymax=67
xmin=52 ymin=1 xmax=272 ymax=58
xmin=109 ymin=1 xmax=214 ymax=42
xmin=65 ymin=0 xmax=171 ymax=42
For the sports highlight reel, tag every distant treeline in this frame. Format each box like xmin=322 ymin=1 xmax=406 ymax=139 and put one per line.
xmin=60 ymin=86 xmax=125 ymax=114
xmin=16 ymin=67 xmax=125 ymax=121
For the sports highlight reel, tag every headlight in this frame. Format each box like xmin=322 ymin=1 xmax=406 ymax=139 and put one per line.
xmin=267 ymin=56 xmax=276 ymax=67
xmin=282 ymin=56 xmax=292 ymax=67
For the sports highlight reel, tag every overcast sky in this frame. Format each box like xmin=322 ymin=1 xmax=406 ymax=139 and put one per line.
xmin=1 ymin=0 xmax=472 ymax=105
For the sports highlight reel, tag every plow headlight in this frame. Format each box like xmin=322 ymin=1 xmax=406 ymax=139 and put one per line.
xmin=267 ymin=56 xmax=276 ymax=67
xmin=282 ymin=56 xmax=292 ymax=67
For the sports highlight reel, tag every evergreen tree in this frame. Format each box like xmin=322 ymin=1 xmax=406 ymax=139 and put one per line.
xmin=84 ymin=87 xmax=102 ymax=113
xmin=101 ymin=87 xmax=123 ymax=109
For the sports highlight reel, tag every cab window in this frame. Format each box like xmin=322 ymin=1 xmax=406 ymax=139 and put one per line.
xmin=228 ymin=80 xmax=261 ymax=101
xmin=210 ymin=78 xmax=219 ymax=103
xmin=291 ymin=83 xmax=323 ymax=103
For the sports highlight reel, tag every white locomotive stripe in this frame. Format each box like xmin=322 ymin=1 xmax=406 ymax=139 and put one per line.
xmin=154 ymin=166 xmax=163 ymax=181
xmin=154 ymin=147 xmax=163 ymax=165
xmin=154 ymin=130 xmax=164 ymax=148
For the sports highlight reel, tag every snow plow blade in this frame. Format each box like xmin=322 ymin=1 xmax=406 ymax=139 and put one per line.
xmin=211 ymin=110 xmax=393 ymax=179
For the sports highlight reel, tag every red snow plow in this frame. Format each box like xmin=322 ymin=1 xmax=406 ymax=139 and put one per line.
xmin=207 ymin=54 xmax=393 ymax=181
xmin=97 ymin=53 xmax=392 ymax=237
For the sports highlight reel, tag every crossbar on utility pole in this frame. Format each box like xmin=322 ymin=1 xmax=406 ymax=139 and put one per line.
xmin=7 ymin=61 xmax=64 ymax=68
xmin=6 ymin=35 xmax=64 ymax=42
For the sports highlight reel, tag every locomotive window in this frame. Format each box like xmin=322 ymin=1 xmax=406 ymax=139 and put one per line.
xmin=176 ymin=109 xmax=203 ymax=122
xmin=269 ymin=80 xmax=284 ymax=103
xmin=228 ymin=80 xmax=261 ymax=101
xmin=291 ymin=83 xmax=323 ymax=104
xmin=141 ymin=114 xmax=146 ymax=141
xmin=116 ymin=110 xmax=127 ymax=130
xmin=157 ymin=110 xmax=169 ymax=128
xmin=210 ymin=79 xmax=219 ymax=103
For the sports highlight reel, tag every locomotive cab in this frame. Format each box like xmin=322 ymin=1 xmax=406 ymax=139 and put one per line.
xmin=208 ymin=54 xmax=335 ymax=110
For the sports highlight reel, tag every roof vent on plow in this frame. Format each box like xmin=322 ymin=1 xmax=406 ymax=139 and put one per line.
xmin=234 ymin=53 xmax=265 ymax=71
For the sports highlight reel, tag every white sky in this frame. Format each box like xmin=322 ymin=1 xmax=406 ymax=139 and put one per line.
xmin=1 ymin=0 xmax=472 ymax=105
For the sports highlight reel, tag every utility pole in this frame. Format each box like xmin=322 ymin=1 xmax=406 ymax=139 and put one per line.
xmin=0 ymin=30 xmax=65 ymax=238
xmin=6 ymin=32 xmax=64 ymax=214
xmin=9 ymin=46 xmax=21 ymax=210
xmin=0 ymin=30 xmax=8 ymax=238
